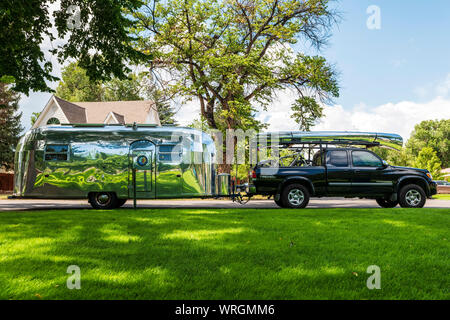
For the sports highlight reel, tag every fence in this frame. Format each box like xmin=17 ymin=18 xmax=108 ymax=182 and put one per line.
xmin=0 ymin=173 xmax=14 ymax=193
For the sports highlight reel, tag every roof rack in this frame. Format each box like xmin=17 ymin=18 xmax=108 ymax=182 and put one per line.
xmin=251 ymin=131 xmax=403 ymax=151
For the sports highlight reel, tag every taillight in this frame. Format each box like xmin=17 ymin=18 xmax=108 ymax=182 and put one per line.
xmin=251 ymin=170 xmax=256 ymax=179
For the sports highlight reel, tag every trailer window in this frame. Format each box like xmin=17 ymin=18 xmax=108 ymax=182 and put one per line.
xmin=158 ymin=145 xmax=180 ymax=162
xmin=45 ymin=144 xmax=69 ymax=161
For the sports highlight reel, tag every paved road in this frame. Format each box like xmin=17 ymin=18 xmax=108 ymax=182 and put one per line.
xmin=0 ymin=198 xmax=448 ymax=211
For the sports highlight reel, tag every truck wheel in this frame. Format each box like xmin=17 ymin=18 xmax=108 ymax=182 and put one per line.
xmin=376 ymin=198 xmax=398 ymax=208
xmin=89 ymin=192 xmax=118 ymax=209
xmin=281 ymin=184 xmax=310 ymax=209
xmin=398 ymin=184 xmax=426 ymax=208
xmin=274 ymin=198 xmax=284 ymax=208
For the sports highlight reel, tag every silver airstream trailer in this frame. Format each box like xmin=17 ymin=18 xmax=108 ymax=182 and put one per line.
xmin=13 ymin=124 xmax=217 ymax=209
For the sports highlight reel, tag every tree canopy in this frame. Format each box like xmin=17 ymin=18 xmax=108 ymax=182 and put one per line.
xmin=55 ymin=61 xmax=178 ymax=124
xmin=1 ymin=0 xmax=146 ymax=94
xmin=406 ymin=119 xmax=449 ymax=168
xmin=132 ymin=0 xmax=339 ymax=132
xmin=0 ymin=83 xmax=23 ymax=170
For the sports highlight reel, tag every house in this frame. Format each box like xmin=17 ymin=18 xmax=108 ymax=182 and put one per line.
xmin=32 ymin=95 xmax=161 ymax=128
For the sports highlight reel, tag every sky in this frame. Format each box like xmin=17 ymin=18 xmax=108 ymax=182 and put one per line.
xmin=18 ymin=0 xmax=450 ymax=141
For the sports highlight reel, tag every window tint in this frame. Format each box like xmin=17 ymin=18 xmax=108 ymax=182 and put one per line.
xmin=44 ymin=144 xmax=69 ymax=161
xmin=352 ymin=151 xmax=382 ymax=167
xmin=45 ymin=154 xmax=68 ymax=161
xmin=158 ymin=145 xmax=180 ymax=162
xmin=45 ymin=145 xmax=68 ymax=153
xmin=159 ymin=145 xmax=174 ymax=153
xmin=326 ymin=151 xmax=348 ymax=167
xmin=159 ymin=153 xmax=173 ymax=161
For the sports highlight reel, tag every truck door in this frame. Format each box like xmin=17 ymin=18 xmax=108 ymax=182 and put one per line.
xmin=326 ymin=150 xmax=352 ymax=194
xmin=350 ymin=150 xmax=393 ymax=195
xmin=129 ymin=140 xmax=156 ymax=199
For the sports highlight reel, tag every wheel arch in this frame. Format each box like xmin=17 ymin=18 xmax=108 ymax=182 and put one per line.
xmin=277 ymin=177 xmax=315 ymax=196
xmin=396 ymin=176 xmax=430 ymax=196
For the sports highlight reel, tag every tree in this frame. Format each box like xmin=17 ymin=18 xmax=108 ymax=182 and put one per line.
xmin=291 ymin=97 xmax=324 ymax=131
xmin=31 ymin=112 xmax=41 ymax=126
xmin=406 ymin=119 xmax=450 ymax=168
xmin=1 ymin=0 xmax=146 ymax=94
xmin=0 ymin=83 xmax=23 ymax=170
xmin=56 ymin=61 xmax=178 ymax=124
xmin=56 ymin=61 xmax=142 ymax=102
xmin=414 ymin=147 xmax=443 ymax=179
xmin=133 ymin=0 xmax=339 ymax=171
xmin=104 ymin=74 xmax=143 ymax=101
xmin=150 ymin=91 xmax=177 ymax=125
xmin=56 ymin=62 xmax=104 ymax=102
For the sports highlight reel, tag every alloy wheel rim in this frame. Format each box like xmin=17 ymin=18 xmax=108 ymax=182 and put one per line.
xmin=288 ymin=189 xmax=304 ymax=206
xmin=405 ymin=189 xmax=421 ymax=206
xmin=96 ymin=193 xmax=111 ymax=206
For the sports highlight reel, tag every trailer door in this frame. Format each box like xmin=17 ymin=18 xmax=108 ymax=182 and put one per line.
xmin=129 ymin=140 xmax=156 ymax=199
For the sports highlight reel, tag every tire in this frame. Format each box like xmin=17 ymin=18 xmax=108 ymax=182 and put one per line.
xmin=398 ymin=184 xmax=426 ymax=208
xmin=376 ymin=198 xmax=398 ymax=208
xmin=274 ymin=197 xmax=284 ymax=208
xmin=281 ymin=184 xmax=310 ymax=209
xmin=116 ymin=199 xmax=127 ymax=208
xmin=89 ymin=192 xmax=118 ymax=209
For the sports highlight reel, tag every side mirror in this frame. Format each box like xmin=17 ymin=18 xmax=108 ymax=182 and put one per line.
xmin=382 ymin=160 xmax=389 ymax=167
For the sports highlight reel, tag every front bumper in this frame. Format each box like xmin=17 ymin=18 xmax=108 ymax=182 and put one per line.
xmin=429 ymin=181 xmax=437 ymax=196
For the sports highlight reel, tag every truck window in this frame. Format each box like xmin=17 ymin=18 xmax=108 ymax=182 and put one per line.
xmin=352 ymin=150 xmax=382 ymax=167
xmin=44 ymin=144 xmax=69 ymax=161
xmin=312 ymin=152 xmax=323 ymax=166
xmin=326 ymin=150 xmax=348 ymax=167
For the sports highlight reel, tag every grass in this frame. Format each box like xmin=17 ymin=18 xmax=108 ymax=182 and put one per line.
xmin=0 ymin=208 xmax=448 ymax=300
xmin=434 ymin=194 xmax=450 ymax=200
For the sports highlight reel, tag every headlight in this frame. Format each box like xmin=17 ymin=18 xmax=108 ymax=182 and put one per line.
xmin=426 ymin=172 xmax=433 ymax=180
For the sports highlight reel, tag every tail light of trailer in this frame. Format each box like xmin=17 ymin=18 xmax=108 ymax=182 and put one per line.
xmin=251 ymin=170 xmax=256 ymax=179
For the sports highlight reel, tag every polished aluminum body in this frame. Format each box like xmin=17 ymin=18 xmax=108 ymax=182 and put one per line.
xmin=13 ymin=125 xmax=216 ymax=199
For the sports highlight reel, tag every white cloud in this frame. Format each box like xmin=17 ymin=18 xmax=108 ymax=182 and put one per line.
xmin=255 ymin=79 xmax=450 ymax=141
xmin=314 ymin=97 xmax=450 ymax=140
xmin=175 ymin=84 xmax=450 ymax=142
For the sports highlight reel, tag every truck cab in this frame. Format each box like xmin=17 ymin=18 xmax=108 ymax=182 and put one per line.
xmin=252 ymin=147 xmax=437 ymax=209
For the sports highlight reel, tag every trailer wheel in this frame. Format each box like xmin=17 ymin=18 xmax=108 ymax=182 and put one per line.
xmin=398 ymin=184 xmax=426 ymax=208
xmin=281 ymin=184 xmax=310 ymax=209
xmin=89 ymin=192 xmax=118 ymax=209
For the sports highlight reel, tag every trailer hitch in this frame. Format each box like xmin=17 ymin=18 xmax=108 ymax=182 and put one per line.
xmin=232 ymin=183 xmax=253 ymax=205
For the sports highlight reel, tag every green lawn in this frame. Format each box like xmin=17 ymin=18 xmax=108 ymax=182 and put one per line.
xmin=0 ymin=208 xmax=448 ymax=300
xmin=434 ymin=194 xmax=450 ymax=200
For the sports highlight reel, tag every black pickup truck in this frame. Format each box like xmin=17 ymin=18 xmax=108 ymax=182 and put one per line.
xmin=251 ymin=147 xmax=437 ymax=208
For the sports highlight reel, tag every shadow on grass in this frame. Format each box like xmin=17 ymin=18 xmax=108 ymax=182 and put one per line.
xmin=0 ymin=208 xmax=448 ymax=299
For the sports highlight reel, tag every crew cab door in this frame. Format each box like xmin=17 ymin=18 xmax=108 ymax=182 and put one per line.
xmin=325 ymin=150 xmax=352 ymax=194
xmin=350 ymin=150 xmax=394 ymax=195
